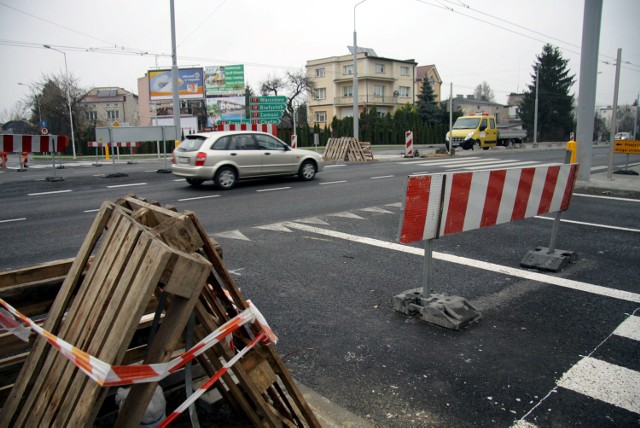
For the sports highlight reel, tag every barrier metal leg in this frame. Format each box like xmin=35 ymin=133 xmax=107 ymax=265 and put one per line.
xmin=393 ymin=239 xmax=481 ymax=330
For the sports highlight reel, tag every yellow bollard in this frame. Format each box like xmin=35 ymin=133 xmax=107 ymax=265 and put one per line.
xmin=566 ymin=139 xmax=577 ymax=163
xmin=105 ymin=145 xmax=110 ymax=161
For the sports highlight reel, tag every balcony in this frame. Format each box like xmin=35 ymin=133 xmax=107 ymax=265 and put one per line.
xmin=333 ymin=95 xmax=399 ymax=106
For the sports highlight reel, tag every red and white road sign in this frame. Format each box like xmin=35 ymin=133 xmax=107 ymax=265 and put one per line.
xmin=216 ymin=123 xmax=277 ymax=136
xmin=0 ymin=134 xmax=68 ymax=153
xmin=399 ymin=164 xmax=579 ymax=244
xmin=290 ymin=134 xmax=298 ymax=149
xmin=405 ymin=130 xmax=414 ymax=157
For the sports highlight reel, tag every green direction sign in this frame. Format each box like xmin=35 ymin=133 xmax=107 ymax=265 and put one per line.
xmin=250 ymin=96 xmax=287 ymax=104
xmin=250 ymin=103 xmax=287 ymax=112
xmin=251 ymin=111 xmax=283 ymax=119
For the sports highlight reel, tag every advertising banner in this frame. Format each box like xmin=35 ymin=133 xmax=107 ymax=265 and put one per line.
xmin=149 ymin=68 xmax=204 ymax=100
xmin=206 ymin=96 xmax=246 ymax=125
xmin=205 ymin=65 xmax=245 ymax=96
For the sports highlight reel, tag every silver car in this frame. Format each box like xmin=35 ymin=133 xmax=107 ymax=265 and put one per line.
xmin=171 ymin=131 xmax=324 ymax=189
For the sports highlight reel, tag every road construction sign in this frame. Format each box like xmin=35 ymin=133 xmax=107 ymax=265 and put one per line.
xmin=614 ymin=139 xmax=640 ymax=155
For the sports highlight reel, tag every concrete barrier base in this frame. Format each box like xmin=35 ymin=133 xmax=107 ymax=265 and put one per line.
xmin=520 ymin=246 xmax=577 ymax=272
xmin=394 ymin=288 xmax=481 ymax=331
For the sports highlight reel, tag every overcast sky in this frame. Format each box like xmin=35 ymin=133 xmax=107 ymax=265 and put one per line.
xmin=1 ymin=0 xmax=639 ymax=118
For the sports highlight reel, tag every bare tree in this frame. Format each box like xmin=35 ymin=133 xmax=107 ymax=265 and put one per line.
xmin=259 ymin=70 xmax=315 ymax=126
xmin=474 ymin=81 xmax=495 ymax=102
xmin=0 ymin=101 xmax=29 ymax=123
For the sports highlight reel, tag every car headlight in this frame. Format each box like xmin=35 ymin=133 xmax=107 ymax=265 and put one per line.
xmin=465 ymin=132 xmax=474 ymax=140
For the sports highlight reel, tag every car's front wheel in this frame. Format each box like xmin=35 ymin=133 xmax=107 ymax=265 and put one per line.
xmin=214 ymin=166 xmax=237 ymax=190
xmin=298 ymin=160 xmax=317 ymax=181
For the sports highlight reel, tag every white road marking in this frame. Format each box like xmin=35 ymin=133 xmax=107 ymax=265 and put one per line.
xmin=295 ymin=217 xmax=329 ymax=225
xmin=178 ymin=195 xmax=220 ymax=202
xmin=557 ymin=357 xmax=640 ymax=414
xmin=320 ymin=180 xmax=347 ymax=185
xmin=28 ymin=189 xmax=72 ymax=196
xmin=613 ymin=315 xmax=640 ymax=341
xmin=400 ymin=157 xmax=484 ymax=165
xmin=257 ymin=187 xmax=291 ymax=192
xmin=325 ymin=164 xmax=347 ymax=168
xmin=360 ymin=207 xmax=394 ymax=214
xmin=281 ymin=222 xmax=640 ymax=304
xmin=106 ymin=182 xmax=147 ymax=189
xmin=212 ymin=230 xmax=250 ymax=241
xmin=574 ymin=193 xmax=640 ymax=203
xmin=328 ymin=212 xmax=364 ymax=219
xmin=461 ymin=160 xmax=541 ymax=170
xmin=534 ymin=215 xmax=640 ymax=233
xmin=83 ymin=209 xmax=100 ymax=213
xmin=371 ymin=175 xmax=394 ymax=179
xmin=174 ymin=178 xmax=186 ymax=182
xmin=254 ymin=223 xmax=293 ymax=232
xmin=0 ymin=217 xmax=26 ymax=224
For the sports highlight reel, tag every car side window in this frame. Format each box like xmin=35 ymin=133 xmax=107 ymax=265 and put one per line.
xmin=480 ymin=119 xmax=487 ymax=130
xmin=254 ymin=135 xmax=286 ymax=151
xmin=210 ymin=136 xmax=231 ymax=150
xmin=489 ymin=118 xmax=495 ymax=129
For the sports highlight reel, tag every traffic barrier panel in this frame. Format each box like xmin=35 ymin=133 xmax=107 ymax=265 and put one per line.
xmin=405 ymin=130 xmax=414 ymax=157
xmin=291 ymin=134 xmax=298 ymax=149
xmin=0 ymin=134 xmax=68 ymax=154
xmin=216 ymin=123 xmax=278 ymax=136
xmin=399 ymin=164 xmax=579 ymax=244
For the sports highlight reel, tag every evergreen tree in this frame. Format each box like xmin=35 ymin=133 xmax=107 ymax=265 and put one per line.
xmin=520 ymin=44 xmax=576 ymax=141
xmin=417 ymin=75 xmax=442 ymax=125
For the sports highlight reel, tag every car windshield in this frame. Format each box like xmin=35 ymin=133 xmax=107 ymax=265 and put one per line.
xmin=453 ymin=118 xmax=481 ymax=129
xmin=178 ymin=136 xmax=206 ymax=152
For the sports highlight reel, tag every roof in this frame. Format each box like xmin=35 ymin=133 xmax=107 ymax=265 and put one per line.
xmin=416 ymin=65 xmax=442 ymax=83
xmin=80 ymin=87 xmax=137 ymax=104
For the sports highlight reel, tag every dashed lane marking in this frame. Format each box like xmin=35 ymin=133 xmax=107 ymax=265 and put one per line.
xmin=371 ymin=175 xmax=394 ymax=179
xmin=257 ymin=187 xmax=291 ymax=192
xmin=28 ymin=189 xmax=72 ymax=196
xmin=178 ymin=195 xmax=220 ymax=202
xmin=320 ymin=180 xmax=347 ymax=185
xmin=0 ymin=217 xmax=26 ymax=224
xmin=106 ymin=182 xmax=147 ymax=189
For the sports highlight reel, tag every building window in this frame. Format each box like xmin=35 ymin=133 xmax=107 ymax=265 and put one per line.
xmin=315 ymin=68 xmax=325 ymax=77
xmin=429 ymin=76 xmax=435 ymax=86
xmin=400 ymin=66 xmax=410 ymax=76
xmin=107 ymin=110 xmax=120 ymax=120
xmin=315 ymin=88 xmax=326 ymax=100
xmin=375 ymin=63 xmax=385 ymax=74
xmin=314 ymin=111 xmax=327 ymax=122
xmin=374 ymin=85 xmax=385 ymax=97
xmin=399 ymin=86 xmax=410 ymax=97
xmin=343 ymin=86 xmax=353 ymax=97
xmin=343 ymin=65 xmax=353 ymax=75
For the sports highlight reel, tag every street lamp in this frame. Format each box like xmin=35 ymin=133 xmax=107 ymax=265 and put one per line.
xmin=43 ymin=44 xmax=77 ymax=159
xmin=353 ymin=0 xmax=368 ymax=141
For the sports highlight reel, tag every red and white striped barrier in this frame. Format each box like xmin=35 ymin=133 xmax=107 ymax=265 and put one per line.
xmin=291 ymin=134 xmax=298 ymax=149
xmin=87 ymin=141 xmax=141 ymax=148
xmin=399 ymin=164 xmax=579 ymax=244
xmin=216 ymin=123 xmax=278 ymax=136
xmin=405 ymin=131 xmax=414 ymax=157
xmin=1 ymin=134 xmax=68 ymax=153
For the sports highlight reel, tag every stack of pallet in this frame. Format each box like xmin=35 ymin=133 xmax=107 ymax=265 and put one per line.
xmin=0 ymin=195 xmax=319 ymax=427
xmin=323 ymin=137 xmax=374 ymax=162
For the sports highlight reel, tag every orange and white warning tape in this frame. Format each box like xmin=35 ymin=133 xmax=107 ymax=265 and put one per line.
xmin=0 ymin=297 xmax=277 ymax=388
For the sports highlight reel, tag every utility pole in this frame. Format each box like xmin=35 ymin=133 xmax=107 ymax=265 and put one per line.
xmin=533 ymin=65 xmax=540 ymax=146
xmin=352 ymin=0 xmax=367 ymax=141
xmin=607 ymin=48 xmax=622 ymax=180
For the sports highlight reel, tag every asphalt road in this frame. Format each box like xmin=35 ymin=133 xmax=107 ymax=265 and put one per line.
xmin=1 ymin=145 xmax=639 ymax=426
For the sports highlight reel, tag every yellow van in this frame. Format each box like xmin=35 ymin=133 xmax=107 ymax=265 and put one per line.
xmin=445 ymin=113 xmax=498 ymax=150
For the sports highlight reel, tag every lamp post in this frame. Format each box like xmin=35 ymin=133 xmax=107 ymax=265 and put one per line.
xmin=353 ymin=0 xmax=367 ymax=141
xmin=533 ymin=64 xmax=540 ymax=146
xmin=43 ymin=45 xmax=77 ymax=159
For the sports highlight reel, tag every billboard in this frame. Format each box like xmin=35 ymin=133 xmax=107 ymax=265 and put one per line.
xmin=206 ymin=96 xmax=246 ymax=124
xmin=204 ymin=65 xmax=245 ymax=96
xmin=149 ymin=68 xmax=204 ymax=100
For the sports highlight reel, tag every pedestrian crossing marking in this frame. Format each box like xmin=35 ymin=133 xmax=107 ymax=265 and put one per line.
xmin=557 ymin=356 xmax=640 ymax=414
xmin=613 ymin=315 xmax=640 ymax=341
xmin=212 ymin=230 xmax=250 ymax=241
xmin=254 ymin=223 xmax=293 ymax=233
xmin=295 ymin=217 xmax=329 ymax=225
xmin=360 ymin=207 xmax=394 ymax=214
xmin=328 ymin=212 xmax=365 ymax=219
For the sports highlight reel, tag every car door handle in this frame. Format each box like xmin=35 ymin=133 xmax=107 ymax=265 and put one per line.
xmin=230 ymin=153 xmax=237 ymax=156
xmin=264 ymin=152 xmax=271 ymax=155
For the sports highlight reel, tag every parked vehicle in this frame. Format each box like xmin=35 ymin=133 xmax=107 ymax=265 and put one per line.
xmin=171 ymin=131 xmax=324 ymax=190
xmin=614 ymin=132 xmax=633 ymax=140
xmin=445 ymin=113 xmax=527 ymax=150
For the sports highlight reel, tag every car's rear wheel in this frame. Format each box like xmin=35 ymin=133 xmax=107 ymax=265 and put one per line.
xmin=186 ymin=178 xmax=204 ymax=187
xmin=215 ymin=166 xmax=237 ymax=190
xmin=298 ymin=160 xmax=317 ymax=181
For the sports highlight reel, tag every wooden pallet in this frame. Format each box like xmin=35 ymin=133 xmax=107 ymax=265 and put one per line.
xmin=323 ymin=137 xmax=374 ymax=162
xmin=0 ymin=196 xmax=320 ymax=427
xmin=0 ymin=203 xmax=211 ymax=427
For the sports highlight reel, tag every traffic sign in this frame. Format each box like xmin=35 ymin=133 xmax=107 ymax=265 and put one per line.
xmin=250 ymin=103 xmax=287 ymax=112
xmin=614 ymin=140 xmax=640 ymax=155
xmin=250 ymin=96 xmax=287 ymax=104
xmin=41 ymin=127 xmax=48 ymax=135
xmin=251 ymin=111 xmax=283 ymax=120
xmin=251 ymin=119 xmax=280 ymax=125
